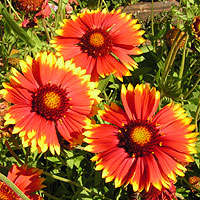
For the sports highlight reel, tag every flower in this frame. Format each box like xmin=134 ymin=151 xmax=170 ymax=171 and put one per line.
xmin=188 ymin=176 xmax=200 ymax=192
xmin=0 ymin=96 xmax=11 ymax=138
xmin=84 ymin=84 xmax=198 ymax=192
xmin=165 ymin=27 xmax=186 ymax=49
xmin=192 ymin=16 xmax=200 ymax=40
xmin=0 ymin=51 xmax=100 ymax=155
xmin=51 ymin=9 xmax=145 ymax=81
xmin=14 ymin=0 xmax=51 ymax=27
xmin=14 ymin=0 xmax=44 ymax=12
xmin=8 ymin=49 xmax=20 ymax=66
xmin=141 ymin=181 xmax=177 ymax=200
xmin=0 ymin=164 xmax=45 ymax=200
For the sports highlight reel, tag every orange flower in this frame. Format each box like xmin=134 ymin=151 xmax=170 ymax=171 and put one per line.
xmin=0 ymin=164 xmax=45 ymax=200
xmin=51 ymin=9 xmax=145 ymax=81
xmin=84 ymin=84 xmax=198 ymax=192
xmin=0 ymin=52 xmax=100 ymax=155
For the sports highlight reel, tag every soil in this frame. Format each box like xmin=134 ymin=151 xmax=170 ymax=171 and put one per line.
xmin=122 ymin=0 xmax=179 ymax=21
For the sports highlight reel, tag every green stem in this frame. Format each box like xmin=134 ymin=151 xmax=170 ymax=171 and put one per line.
xmin=0 ymin=172 xmax=30 ymax=200
xmin=151 ymin=0 xmax=156 ymax=52
xmin=195 ymin=96 xmax=200 ymax=132
xmin=55 ymin=0 xmax=63 ymax=30
xmin=41 ymin=19 xmax=51 ymax=42
xmin=100 ymin=0 xmax=103 ymax=10
xmin=151 ymin=0 xmax=154 ymax=36
xmin=44 ymin=19 xmax=55 ymax=37
xmin=6 ymin=0 xmax=22 ymax=20
xmin=25 ymin=147 xmax=30 ymax=164
xmin=184 ymin=77 xmax=200 ymax=99
xmin=42 ymin=171 xmax=91 ymax=193
xmin=102 ymin=0 xmax=109 ymax=12
xmin=42 ymin=190 xmax=60 ymax=200
xmin=0 ymin=4 xmax=35 ymax=47
xmin=97 ymin=0 xmax=101 ymax=9
xmin=5 ymin=140 xmax=24 ymax=165
xmin=43 ymin=171 xmax=111 ymax=200
xmin=162 ymin=31 xmax=186 ymax=83
xmin=178 ymin=34 xmax=189 ymax=89
xmin=182 ymin=177 xmax=200 ymax=193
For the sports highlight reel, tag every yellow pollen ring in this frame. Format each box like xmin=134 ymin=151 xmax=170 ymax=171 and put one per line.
xmin=131 ymin=126 xmax=151 ymax=146
xmin=89 ymin=32 xmax=104 ymax=47
xmin=43 ymin=92 xmax=61 ymax=109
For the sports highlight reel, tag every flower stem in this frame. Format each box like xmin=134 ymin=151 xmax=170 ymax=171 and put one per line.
xmin=5 ymin=140 xmax=24 ymax=165
xmin=178 ymin=33 xmax=189 ymax=89
xmin=44 ymin=19 xmax=55 ymax=36
xmin=55 ymin=0 xmax=63 ymax=30
xmin=97 ymin=0 xmax=101 ymax=8
xmin=162 ymin=31 xmax=186 ymax=83
xmin=41 ymin=18 xmax=51 ymax=42
xmin=195 ymin=96 xmax=200 ymax=132
xmin=42 ymin=171 xmax=111 ymax=200
xmin=0 ymin=172 xmax=30 ymax=200
xmin=6 ymin=0 xmax=22 ymax=20
xmin=42 ymin=190 xmax=61 ymax=200
xmin=102 ymin=0 xmax=109 ymax=12
xmin=184 ymin=76 xmax=200 ymax=99
xmin=151 ymin=0 xmax=154 ymax=36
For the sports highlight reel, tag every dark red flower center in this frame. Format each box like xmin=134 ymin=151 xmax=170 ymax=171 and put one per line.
xmin=193 ymin=17 xmax=200 ymax=33
xmin=117 ymin=120 xmax=162 ymax=157
xmin=31 ymin=83 xmax=69 ymax=121
xmin=0 ymin=181 xmax=19 ymax=200
xmin=14 ymin=0 xmax=44 ymax=12
xmin=79 ymin=29 xmax=112 ymax=58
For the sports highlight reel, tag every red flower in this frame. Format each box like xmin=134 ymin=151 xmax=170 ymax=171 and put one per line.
xmin=0 ymin=52 xmax=101 ymax=154
xmin=142 ymin=181 xmax=177 ymax=200
xmin=0 ymin=164 xmax=45 ymax=200
xmin=14 ymin=0 xmax=51 ymax=27
xmin=51 ymin=9 xmax=145 ymax=81
xmin=84 ymin=84 xmax=198 ymax=192
xmin=192 ymin=16 xmax=200 ymax=40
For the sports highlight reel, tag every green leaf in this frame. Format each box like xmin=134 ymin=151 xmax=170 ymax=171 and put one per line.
xmin=0 ymin=4 xmax=35 ymax=47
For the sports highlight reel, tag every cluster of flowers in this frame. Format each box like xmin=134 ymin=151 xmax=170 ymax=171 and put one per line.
xmin=1 ymin=1 xmax=199 ymax=199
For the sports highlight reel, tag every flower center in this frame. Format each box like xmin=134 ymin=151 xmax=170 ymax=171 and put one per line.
xmin=43 ymin=92 xmax=61 ymax=109
xmin=15 ymin=0 xmax=44 ymax=12
xmin=0 ymin=181 xmax=19 ymax=200
xmin=89 ymin=33 xmax=104 ymax=47
xmin=117 ymin=120 xmax=161 ymax=157
xmin=79 ymin=29 xmax=112 ymax=58
xmin=131 ymin=126 xmax=151 ymax=146
xmin=197 ymin=22 xmax=200 ymax=32
xmin=31 ymin=83 xmax=69 ymax=121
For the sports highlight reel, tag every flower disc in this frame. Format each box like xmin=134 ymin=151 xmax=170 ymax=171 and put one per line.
xmin=51 ymin=9 xmax=145 ymax=81
xmin=84 ymin=84 xmax=198 ymax=192
xmin=1 ymin=52 xmax=101 ymax=154
xmin=0 ymin=181 xmax=19 ymax=200
xmin=14 ymin=0 xmax=44 ymax=12
xmin=192 ymin=16 xmax=200 ymax=40
xmin=31 ymin=83 xmax=69 ymax=121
